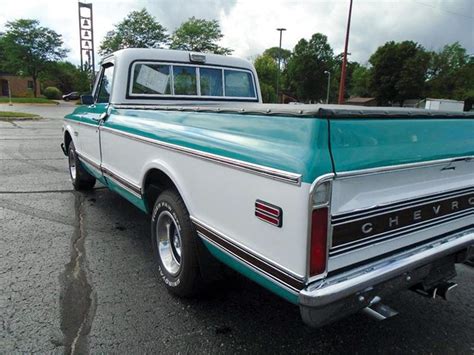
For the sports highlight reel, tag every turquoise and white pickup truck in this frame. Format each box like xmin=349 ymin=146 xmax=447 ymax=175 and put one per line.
xmin=62 ymin=48 xmax=474 ymax=327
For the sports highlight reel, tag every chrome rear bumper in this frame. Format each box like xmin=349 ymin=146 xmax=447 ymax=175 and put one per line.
xmin=299 ymin=227 xmax=474 ymax=327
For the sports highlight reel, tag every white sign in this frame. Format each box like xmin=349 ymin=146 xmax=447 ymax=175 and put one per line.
xmin=136 ymin=65 xmax=169 ymax=94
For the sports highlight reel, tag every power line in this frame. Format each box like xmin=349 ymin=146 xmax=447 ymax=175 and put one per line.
xmin=413 ymin=1 xmax=474 ymax=20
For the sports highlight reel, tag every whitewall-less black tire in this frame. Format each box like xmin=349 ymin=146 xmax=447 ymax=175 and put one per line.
xmin=68 ymin=141 xmax=96 ymax=191
xmin=151 ymin=189 xmax=203 ymax=296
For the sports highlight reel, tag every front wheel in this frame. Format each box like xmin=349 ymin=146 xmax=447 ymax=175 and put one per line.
xmin=151 ymin=189 xmax=202 ymax=296
xmin=68 ymin=141 xmax=96 ymax=191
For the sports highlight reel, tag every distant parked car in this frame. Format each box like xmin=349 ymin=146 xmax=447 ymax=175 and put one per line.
xmin=62 ymin=92 xmax=80 ymax=101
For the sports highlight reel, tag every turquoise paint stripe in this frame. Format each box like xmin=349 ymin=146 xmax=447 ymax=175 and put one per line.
xmin=80 ymin=160 xmax=107 ymax=185
xmin=201 ymin=239 xmax=299 ymax=304
xmin=106 ymin=178 xmax=148 ymax=213
xmin=102 ymin=108 xmax=333 ymax=184
xmin=65 ymin=103 xmax=108 ymax=126
xmin=329 ymin=118 xmax=474 ymax=172
xmin=79 ymin=156 xmax=147 ymax=212
xmin=67 ymin=106 xmax=473 ymax=183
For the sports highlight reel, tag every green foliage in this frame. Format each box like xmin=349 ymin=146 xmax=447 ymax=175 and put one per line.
xmin=43 ymin=86 xmax=62 ymax=99
xmin=263 ymin=47 xmax=292 ymax=67
xmin=350 ymin=65 xmax=371 ymax=97
xmin=0 ymin=97 xmax=56 ymax=104
xmin=369 ymin=41 xmax=429 ymax=105
xmin=254 ymin=54 xmax=278 ymax=102
xmin=99 ymin=9 xmax=168 ymax=55
xmin=40 ymin=61 xmax=90 ymax=94
xmin=426 ymin=42 xmax=473 ymax=101
xmin=0 ymin=19 xmax=68 ymax=97
xmin=0 ymin=111 xmax=39 ymax=118
xmin=286 ymin=33 xmax=334 ymax=102
xmin=170 ymin=17 xmax=232 ymax=55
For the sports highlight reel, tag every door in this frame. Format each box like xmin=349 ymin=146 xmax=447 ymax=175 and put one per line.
xmin=76 ymin=63 xmax=114 ymax=176
xmin=1 ymin=80 xmax=9 ymax=96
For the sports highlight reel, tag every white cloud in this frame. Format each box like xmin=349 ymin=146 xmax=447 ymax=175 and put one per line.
xmin=1 ymin=0 xmax=472 ymax=68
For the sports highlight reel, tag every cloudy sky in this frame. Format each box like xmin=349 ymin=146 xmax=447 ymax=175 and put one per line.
xmin=1 ymin=0 xmax=472 ymax=66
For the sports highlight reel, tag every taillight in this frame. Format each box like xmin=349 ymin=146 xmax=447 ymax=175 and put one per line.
xmin=310 ymin=207 xmax=329 ymax=276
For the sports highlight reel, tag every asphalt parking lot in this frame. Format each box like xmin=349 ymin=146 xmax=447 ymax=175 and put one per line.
xmin=1 ymin=103 xmax=473 ymax=354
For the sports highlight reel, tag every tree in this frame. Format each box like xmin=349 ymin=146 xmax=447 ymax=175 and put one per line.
xmin=39 ymin=61 xmax=90 ymax=94
xmin=369 ymin=41 xmax=429 ymax=105
xmin=350 ymin=65 xmax=371 ymax=97
xmin=0 ymin=19 xmax=68 ymax=97
xmin=99 ymin=9 xmax=168 ymax=55
xmin=254 ymin=54 xmax=278 ymax=103
xmin=426 ymin=42 xmax=473 ymax=101
xmin=263 ymin=47 xmax=292 ymax=68
xmin=170 ymin=17 xmax=232 ymax=55
xmin=286 ymin=33 xmax=334 ymax=102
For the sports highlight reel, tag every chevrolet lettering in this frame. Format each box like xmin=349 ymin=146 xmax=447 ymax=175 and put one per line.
xmin=61 ymin=49 xmax=474 ymax=327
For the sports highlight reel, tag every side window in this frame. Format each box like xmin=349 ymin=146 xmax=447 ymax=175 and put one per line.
xmin=224 ymin=70 xmax=255 ymax=98
xmin=173 ymin=66 xmax=197 ymax=95
xmin=96 ymin=65 xmax=114 ymax=103
xmin=132 ymin=63 xmax=171 ymax=95
xmin=200 ymin=68 xmax=223 ymax=97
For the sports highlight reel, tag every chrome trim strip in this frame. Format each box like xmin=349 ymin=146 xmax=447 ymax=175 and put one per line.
xmin=300 ymin=227 xmax=474 ymax=308
xmin=191 ymin=217 xmax=305 ymax=290
xmin=76 ymin=150 xmax=142 ymax=199
xmin=103 ymin=172 xmax=142 ymax=199
xmin=306 ymin=173 xmax=335 ymax=283
xmin=101 ymin=165 xmax=142 ymax=197
xmin=76 ymin=152 xmax=101 ymax=171
xmin=64 ymin=117 xmax=99 ymax=129
xmin=335 ymin=156 xmax=474 ymax=179
xmin=332 ymin=186 xmax=474 ymax=221
xmin=332 ymin=187 xmax=474 ymax=224
xmin=100 ymin=125 xmax=302 ymax=185
xmin=200 ymin=236 xmax=299 ymax=296
xmin=330 ymin=210 xmax=473 ymax=255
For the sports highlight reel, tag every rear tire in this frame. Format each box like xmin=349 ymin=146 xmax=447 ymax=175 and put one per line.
xmin=68 ymin=141 xmax=96 ymax=191
xmin=151 ymin=189 xmax=203 ymax=296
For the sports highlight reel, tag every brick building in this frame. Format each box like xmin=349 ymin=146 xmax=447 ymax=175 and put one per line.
xmin=0 ymin=73 xmax=41 ymax=97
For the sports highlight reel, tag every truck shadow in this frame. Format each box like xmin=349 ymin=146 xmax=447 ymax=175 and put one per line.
xmin=82 ymin=188 xmax=473 ymax=353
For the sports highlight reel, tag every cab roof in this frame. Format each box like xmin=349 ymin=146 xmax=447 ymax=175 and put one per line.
xmin=103 ymin=48 xmax=255 ymax=71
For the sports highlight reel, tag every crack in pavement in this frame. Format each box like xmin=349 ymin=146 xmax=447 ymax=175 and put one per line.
xmin=0 ymin=189 xmax=75 ymax=194
xmin=59 ymin=193 xmax=97 ymax=355
xmin=0 ymin=194 xmax=111 ymax=234
xmin=0 ymin=187 xmax=106 ymax=194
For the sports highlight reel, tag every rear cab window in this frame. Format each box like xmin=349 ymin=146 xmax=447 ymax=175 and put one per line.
xmin=128 ymin=61 xmax=257 ymax=101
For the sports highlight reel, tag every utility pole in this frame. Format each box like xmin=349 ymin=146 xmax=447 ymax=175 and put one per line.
xmin=338 ymin=0 xmax=353 ymax=104
xmin=324 ymin=71 xmax=331 ymax=104
xmin=276 ymin=28 xmax=286 ymax=103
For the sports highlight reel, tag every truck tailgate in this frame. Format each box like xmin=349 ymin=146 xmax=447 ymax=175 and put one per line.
xmin=327 ymin=117 xmax=474 ymax=272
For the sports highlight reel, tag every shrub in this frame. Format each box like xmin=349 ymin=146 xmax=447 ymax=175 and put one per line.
xmin=43 ymin=86 xmax=62 ymax=100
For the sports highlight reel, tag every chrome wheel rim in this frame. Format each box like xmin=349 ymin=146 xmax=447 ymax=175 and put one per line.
xmin=68 ymin=149 xmax=76 ymax=181
xmin=156 ymin=210 xmax=182 ymax=275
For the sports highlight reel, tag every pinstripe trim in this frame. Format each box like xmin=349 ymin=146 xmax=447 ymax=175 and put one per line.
xmin=192 ymin=217 xmax=305 ymax=292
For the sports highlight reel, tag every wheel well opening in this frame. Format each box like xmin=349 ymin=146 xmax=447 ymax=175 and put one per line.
xmin=64 ymin=131 xmax=72 ymax=151
xmin=143 ymin=169 xmax=178 ymax=213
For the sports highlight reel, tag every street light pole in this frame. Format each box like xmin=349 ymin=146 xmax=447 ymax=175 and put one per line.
xmin=338 ymin=0 xmax=353 ymax=104
xmin=324 ymin=71 xmax=331 ymax=104
xmin=276 ymin=28 xmax=286 ymax=103
xmin=8 ymin=80 xmax=12 ymax=106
